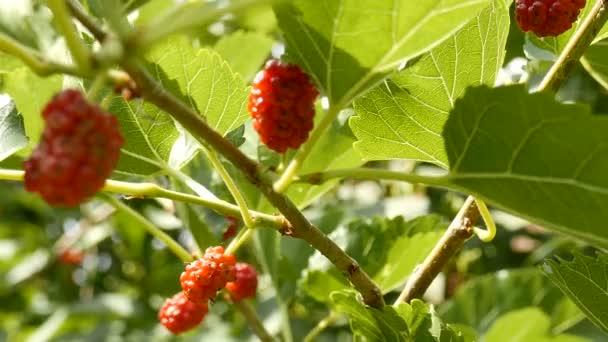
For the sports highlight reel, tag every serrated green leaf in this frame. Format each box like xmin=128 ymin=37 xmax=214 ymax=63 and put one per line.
xmin=350 ymin=0 xmax=509 ymax=167
xmin=440 ymin=269 xmax=584 ymax=333
xmin=109 ymin=97 xmax=179 ymax=177
xmin=3 ymin=68 xmax=62 ymax=156
xmin=303 ymin=215 xmax=445 ymax=301
xmin=331 ymin=290 xmax=410 ymax=341
xmin=395 ymin=300 xmax=466 ymax=342
xmin=581 ymin=39 xmax=608 ymax=90
xmin=300 ymin=270 xmax=348 ymax=303
xmin=543 ymin=252 xmax=608 ymax=333
xmin=442 ymin=85 xmax=608 ymax=248
xmin=147 ymin=37 xmax=249 ymax=135
xmin=214 ymin=30 xmax=274 ymax=82
xmin=275 ymin=0 xmax=491 ymax=108
xmin=484 ymin=308 xmax=588 ymax=342
xmin=0 ymin=98 xmax=27 ymax=162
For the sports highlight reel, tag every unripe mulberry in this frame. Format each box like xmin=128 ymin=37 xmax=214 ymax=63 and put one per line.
xmin=158 ymin=291 xmax=208 ymax=334
xmin=515 ymin=0 xmax=586 ymax=37
xmin=180 ymin=246 xmax=236 ymax=304
xmin=225 ymin=262 xmax=258 ymax=300
xmin=249 ymin=60 xmax=319 ymax=153
xmin=24 ymin=89 xmax=124 ymax=207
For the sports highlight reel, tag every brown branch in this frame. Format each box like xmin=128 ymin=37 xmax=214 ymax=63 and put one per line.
xmin=394 ymin=196 xmax=478 ymax=304
xmin=120 ymin=59 xmax=385 ymax=308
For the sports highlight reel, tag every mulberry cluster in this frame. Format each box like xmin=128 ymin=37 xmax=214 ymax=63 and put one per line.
xmin=515 ymin=0 xmax=586 ymax=37
xmin=180 ymin=246 xmax=237 ymax=304
xmin=24 ymin=89 xmax=124 ymax=207
xmin=249 ymin=60 xmax=319 ymax=153
xmin=158 ymin=292 xmax=208 ymax=335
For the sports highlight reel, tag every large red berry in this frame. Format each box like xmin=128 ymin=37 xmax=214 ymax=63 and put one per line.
xmin=249 ymin=60 xmax=319 ymax=153
xmin=180 ymin=246 xmax=236 ymax=304
xmin=225 ymin=262 xmax=258 ymax=300
xmin=515 ymin=0 xmax=586 ymax=37
xmin=24 ymin=89 xmax=124 ymax=207
xmin=158 ymin=291 xmax=208 ymax=335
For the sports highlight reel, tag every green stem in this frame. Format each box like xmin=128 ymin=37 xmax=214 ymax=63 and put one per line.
xmin=273 ymin=106 xmax=341 ymax=192
xmin=225 ymin=228 xmax=255 ymax=255
xmin=67 ymin=0 xmax=107 ymax=41
xmin=230 ymin=297 xmax=275 ymax=342
xmin=103 ymin=194 xmax=193 ymax=262
xmin=0 ymin=169 xmax=284 ymax=230
xmin=298 ymin=168 xmax=450 ymax=188
xmin=47 ymin=0 xmax=92 ymax=73
xmin=121 ymin=58 xmax=385 ymax=308
xmin=537 ymin=0 xmax=608 ymax=93
xmin=303 ymin=311 xmax=341 ymax=342
xmin=472 ymin=198 xmax=496 ymax=242
xmin=87 ymin=73 xmax=108 ymax=103
xmin=0 ymin=32 xmax=83 ymax=77
xmin=204 ymin=148 xmax=255 ymax=228
xmin=132 ymin=0 xmax=277 ymax=50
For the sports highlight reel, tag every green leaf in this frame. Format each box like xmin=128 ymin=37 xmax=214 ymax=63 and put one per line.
xmin=331 ymin=290 xmax=410 ymax=341
xmin=484 ymin=308 xmax=588 ymax=342
xmin=350 ymin=0 xmax=509 ymax=167
xmin=274 ymin=0 xmax=491 ymax=107
xmin=442 ymin=85 xmax=608 ymax=248
xmin=0 ymin=98 xmax=27 ymax=162
xmin=581 ymin=39 xmax=608 ymax=90
xmin=302 ymin=215 xmax=445 ymax=301
xmin=147 ymin=37 xmax=249 ymax=135
xmin=108 ymin=97 xmax=180 ymax=177
xmin=440 ymin=268 xmax=584 ymax=333
xmin=3 ymin=68 xmax=62 ymax=156
xmin=214 ymin=30 xmax=274 ymax=82
xmin=543 ymin=252 xmax=608 ymax=333
xmin=331 ymin=291 xmax=467 ymax=342
xmin=300 ymin=270 xmax=349 ymax=303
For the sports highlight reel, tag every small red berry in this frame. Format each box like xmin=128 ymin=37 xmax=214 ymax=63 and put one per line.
xmin=222 ymin=216 xmax=238 ymax=241
xmin=249 ymin=60 xmax=319 ymax=153
xmin=180 ymin=246 xmax=236 ymax=304
xmin=225 ymin=262 xmax=258 ymax=300
xmin=58 ymin=249 xmax=85 ymax=266
xmin=158 ymin=291 xmax=208 ymax=335
xmin=515 ymin=0 xmax=586 ymax=37
xmin=24 ymin=89 xmax=124 ymax=207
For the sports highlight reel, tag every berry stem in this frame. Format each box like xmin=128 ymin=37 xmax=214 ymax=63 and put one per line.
xmin=297 ymin=168 xmax=450 ymax=188
xmin=0 ymin=32 xmax=83 ymax=77
xmin=122 ymin=58 xmax=386 ymax=308
xmin=102 ymin=194 xmax=194 ymax=263
xmin=204 ymin=148 xmax=255 ymax=228
xmin=538 ymin=0 xmax=608 ymax=93
xmin=273 ymin=105 xmax=341 ymax=193
xmin=303 ymin=311 xmax=341 ymax=342
xmin=226 ymin=228 xmax=255 ymax=255
xmin=47 ymin=0 xmax=92 ymax=74
xmin=0 ymin=169 xmax=286 ymax=230
xmin=230 ymin=297 xmax=275 ymax=342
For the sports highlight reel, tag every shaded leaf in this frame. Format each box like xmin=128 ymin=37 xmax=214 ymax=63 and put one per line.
xmin=275 ymin=0 xmax=491 ymax=107
xmin=581 ymin=39 xmax=608 ymax=90
xmin=543 ymin=251 xmax=608 ymax=333
xmin=351 ymin=0 xmax=509 ymax=167
xmin=440 ymin=268 xmax=584 ymax=333
xmin=443 ymin=85 xmax=608 ymax=248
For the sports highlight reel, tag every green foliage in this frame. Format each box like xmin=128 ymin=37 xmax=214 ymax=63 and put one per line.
xmin=443 ymin=85 xmax=608 ymax=249
xmin=350 ymin=0 xmax=510 ymax=167
xmin=274 ymin=0 xmax=491 ymax=107
xmin=0 ymin=99 xmax=27 ymax=162
xmin=543 ymin=252 xmax=608 ymax=333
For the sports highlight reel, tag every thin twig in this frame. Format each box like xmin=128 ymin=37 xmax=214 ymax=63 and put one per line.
xmin=120 ymin=58 xmax=385 ymax=308
xmin=394 ymin=196 xmax=478 ymax=304
xmin=230 ymin=297 xmax=275 ymax=342
xmin=67 ymin=0 xmax=108 ymax=41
